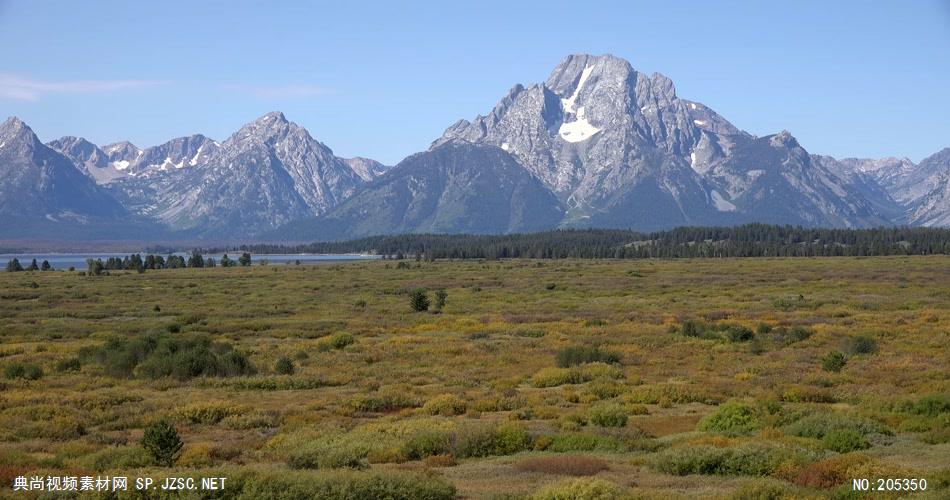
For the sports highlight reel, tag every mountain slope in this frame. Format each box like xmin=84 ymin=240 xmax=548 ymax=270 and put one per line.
xmin=906 ymin=149 xmax=950 ymax=226
xmin=153 ymin=112 xmax=365 ymax=237
xmin=435 ymin=53 xmax=890 ymax=230
xmin=270 ymin=142 xmax=564 ymax=240
xmin=0 ymin=117 xmax=162 ymax=239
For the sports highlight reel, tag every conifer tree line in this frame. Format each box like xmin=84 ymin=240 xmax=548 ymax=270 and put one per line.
xmin=6 ymin=252 xmax=254 ymax=273
xmin=227 ymin=224 xmax=950 ymax=260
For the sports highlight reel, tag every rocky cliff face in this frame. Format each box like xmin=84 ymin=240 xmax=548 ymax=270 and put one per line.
xmin=434 ymin=54 xmax=888 ymax=230
xmin=148 ymin=112 xmax=365 ymax=237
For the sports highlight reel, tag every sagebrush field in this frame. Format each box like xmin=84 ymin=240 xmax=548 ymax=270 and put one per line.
xmin=0 ymin=257 xmax=948 ymax=499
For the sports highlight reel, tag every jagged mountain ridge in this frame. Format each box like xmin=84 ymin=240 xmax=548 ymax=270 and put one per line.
xmin=0 ymin=118 xmax=165 ymax=239
xmin=2 ymin=52 xmax=949 ymax=240
xmin=435 ymin=54 xmax=892 ymax=229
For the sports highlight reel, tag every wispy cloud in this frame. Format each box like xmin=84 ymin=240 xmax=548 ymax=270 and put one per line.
xmin=222 ymin=84 xmax=327 ymax=99
xmin=0 ymin=74 xmax=165 ymax=101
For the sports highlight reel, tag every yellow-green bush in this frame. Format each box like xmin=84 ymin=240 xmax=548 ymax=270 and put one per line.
xmin=530 ymin=477 xmax=625 ymax=500
xmin=422 ymin=394 xmax=468 ymax=416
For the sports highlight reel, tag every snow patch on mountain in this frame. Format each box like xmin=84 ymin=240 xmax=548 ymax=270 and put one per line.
xmin=711 ymin=190 xmax=736 ymax=211
xmin=558 ymin=65 xmax=601 ymax=143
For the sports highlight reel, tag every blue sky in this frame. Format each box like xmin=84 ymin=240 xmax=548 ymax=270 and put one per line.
xmin=1 ymin=0 xmax=948 ymax=164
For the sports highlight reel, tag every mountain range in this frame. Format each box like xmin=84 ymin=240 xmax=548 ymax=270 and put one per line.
xmin=1 ymin=54 xmax=948 ymax=242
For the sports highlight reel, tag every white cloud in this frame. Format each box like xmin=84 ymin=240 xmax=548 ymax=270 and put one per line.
xmin=0 ymin=74 xmax=165 ymax=101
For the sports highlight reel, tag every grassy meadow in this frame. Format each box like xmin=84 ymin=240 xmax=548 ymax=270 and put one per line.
xmin=0 ymin=256 xmax=948 ymax=499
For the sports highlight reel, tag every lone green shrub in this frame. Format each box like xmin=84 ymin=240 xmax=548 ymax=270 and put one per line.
xmin=329 ymin=332 xmax=355 ymax=349
xmin=588 ymin=403 xmax=628 ymax=428
xmin=410 ymin=289 xmax=430 ymax=312
xmin=698 ymin=402 xmax=759 ymax=434
xmin=555 ymin=345 xmax=621 ymax=367
xmin=422 ymin=394 xmax=468 ymax=416
xmin=844 ymin=335 xmax=878 ymax=355
xmin=821 ymin=351 xmax=847 ymax=372
xmin=55 ymin=358 xmax=81 ymax=373
xmin=529 ymin=478 xmax=624 ymax=500
xmin=275 ymin=356 xmax=295 ymax=375
xmin=453 ymin=423 xmax=531 ymax=458
xmin=141 ymin=420 xmax=183 ymax=466
xmin=726 ymin=325 xmax=755 ymax=342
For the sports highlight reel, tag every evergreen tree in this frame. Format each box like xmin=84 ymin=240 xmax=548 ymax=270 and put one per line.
xmin=86 ymin=258 xmax=104 ymax=276
xmin=409 ymin=289 xmax=430 ymax=312
xmin=188 ymin=251 xmax=205 ymax=268
xmin=41 ymin=260 xmax=51 ymax=271
xmin=435 ymin=289 xmax=447 ymax=310
xmin=5 ymin=258 xmax=23 ymax=272
xmin=28 ymin=259 xmax=39 ymax=271
xmin=220 ymin=254 xmax=234 ymax=267
xmin=239 ymin=252 xmax=252 ymax=266
xmin=141 ymin=420 xmax=183 ymax=467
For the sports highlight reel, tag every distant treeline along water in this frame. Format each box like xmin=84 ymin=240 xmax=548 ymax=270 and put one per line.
xmin=220 ymin=225 xmax=950 ymax=260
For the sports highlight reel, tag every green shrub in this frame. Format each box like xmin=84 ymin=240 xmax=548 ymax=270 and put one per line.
xmin=141 ymin=420 xmax=183 ymax=466
xmin=844 ymin=335 xmax=877 ymax=355
xmin=680 ymin=319 xmax=707 ymax=338
xmin=513 ymin=328 xmax=546 ymax=338
xmin=349 ymin=390 xmax=421 ymax=412
xmin=545 ymin=432 xmax=626 ymax=453
xmin=899 ymin=394 xmax=950 ymax=416
xmin=453 ymin=423 xmax=531 ymax=458
xmin=588 ymin=403 xmax=628 ymax=428
xmin=3 ymin=362 xmax=43 ymax=380
xmin=55 ymin=357 xmax=81 ymax=373
xmin=587 ymin=380 xmax=624 ymax=399
xmin=275 ymin=356 xmax=295 ymax=375
xmin=784 ymin=412 xmax=890 ymax=439
xmin=555 ymin=345 xmax=621 ymax=367
xmin=80 ymin=334 xmax=255 ymax=380
xmin=651 ymin=444 xmax=811 ymax=477
xmin=422 ymin=394 xmax=467 ymax=416
xmin=821 ymin=429 xmax=870 ymax=453
xmin=821 ymin=351 xmax=847 ymax=372
xmin=698 ymin=402 xmax=759 ymax=434
xmin=402 ymin=431 xmax=451 ymax=460
xmin=529 ymin=477 xmax=624 ymax=500
xmin=176 ymin=402 xmax=244 ymax=424
xmin=726 ymin=325 xmax=755 ymax=342
xmin=409 ymin=289 xmax=430 ymax=312
xmin=434 ymin=289 xmax=447 ymax=310
xmin=81 ymin=446 xmax=154 ymax=472
xmin=330 ymin=332 xmax=355 ymax=349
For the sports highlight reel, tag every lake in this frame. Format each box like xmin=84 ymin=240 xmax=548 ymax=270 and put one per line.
xmin=0 ymin=253 xmax=379 ymax=270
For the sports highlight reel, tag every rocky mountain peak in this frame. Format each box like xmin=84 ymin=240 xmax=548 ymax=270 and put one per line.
xmin=1 ymin=116 xmax=34 ymax=139
xmin=769 ymin=130 xmax=800 ymax=149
